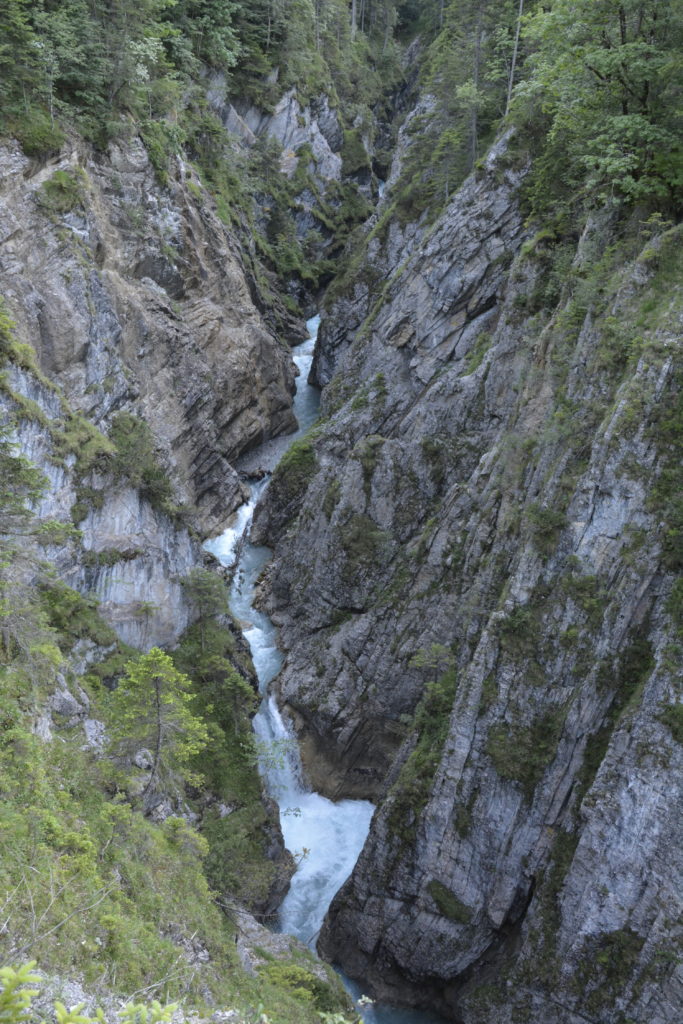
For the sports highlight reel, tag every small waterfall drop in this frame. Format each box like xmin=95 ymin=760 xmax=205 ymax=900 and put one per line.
xmin=206 ymin=315 xmax=446 ymax=1024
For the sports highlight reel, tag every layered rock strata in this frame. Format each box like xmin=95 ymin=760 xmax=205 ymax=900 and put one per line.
xmin=254 ymin=137 xmax=683 ymax=1021
xmin=0 ymin=137 xmax=298 ymax=537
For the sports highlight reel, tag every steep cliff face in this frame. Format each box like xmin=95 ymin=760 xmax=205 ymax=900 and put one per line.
xmin=3 ymin=361 xmax=200 ymax=650
xmin=310 ymin=92 xmax=435 ymax=390
xmin=216 ymin=86 xmax=343 ymax=183
xmin=0 ymin=137 xmax=298 ymax=538
xmin=0 ymin=128 xmax=308 ymax=936
xmin=253 ymin=136 xmax=530 ymax=795
xmin=253 ymin=137 xmax=683 ymax=1019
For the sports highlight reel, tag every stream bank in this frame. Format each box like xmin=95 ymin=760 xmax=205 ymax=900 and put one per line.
xmin=206 ymin=317 xmax=448 ymax=1024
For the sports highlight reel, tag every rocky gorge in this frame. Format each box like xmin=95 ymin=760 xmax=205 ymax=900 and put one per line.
xmin=253 ymin=139 xmax=683 ymax=1023
xmin=0 ymin=2 xmax=682 ymax=1023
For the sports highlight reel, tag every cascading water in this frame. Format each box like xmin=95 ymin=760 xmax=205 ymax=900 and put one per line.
xmin=206 ymin=316 xmax=446 ymax=1024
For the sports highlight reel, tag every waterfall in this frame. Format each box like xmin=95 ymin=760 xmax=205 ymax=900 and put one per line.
xmin=205 ymin=315 xmax=447 ymax=1024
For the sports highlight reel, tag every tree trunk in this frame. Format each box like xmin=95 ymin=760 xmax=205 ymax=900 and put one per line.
xmin=505 ymin=0 xmax=524 ymax=117
xmin=143 ymin=674 xmax=163 ymax=800
xmin=469 ymin=5 xmax=483 ymax=172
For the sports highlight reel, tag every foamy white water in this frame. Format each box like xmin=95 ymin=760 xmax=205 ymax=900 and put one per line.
xmin=205 ymin=315 xmax=446 ymax=1024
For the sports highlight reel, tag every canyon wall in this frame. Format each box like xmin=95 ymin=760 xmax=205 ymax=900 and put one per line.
xmin=254 ymin=138 xmax=683 ymax=1022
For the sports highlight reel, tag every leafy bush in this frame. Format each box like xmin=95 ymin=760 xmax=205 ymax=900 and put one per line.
xmin=14 ymin=113 xmax=65 ymax=158
xmin=39 ymin=581 xmax=118 ymax=650
xmin=108 ymin=414 xmax=175 ymax=514
xmin=259 ymin=963 xmax=344 ymax=1014
xmin=36 ymin=170 xmax=85 ymax=215
xmin=340 ymin=129 xmax=370 ymax=177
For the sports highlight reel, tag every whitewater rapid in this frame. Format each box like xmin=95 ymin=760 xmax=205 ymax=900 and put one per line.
xmin=205 ymin=315 xmax=446 ymax=1024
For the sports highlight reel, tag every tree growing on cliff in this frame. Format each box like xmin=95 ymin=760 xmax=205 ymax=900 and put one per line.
xmin=107 ymin=647 xmax=209 ymax=800
xmin=409 ymin=642 xmax=456 ymax=684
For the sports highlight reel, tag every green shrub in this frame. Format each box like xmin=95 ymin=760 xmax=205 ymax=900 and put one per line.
xmin=526 ymin=503 xmax=567 ymax=556
xmin=259 ymin=963 xmax=345 ymax=1014
xmin=39 ymin=580 xmax=118 ymax=649
xmin=201 ymin=806 xmax=277 ymax=911
xmin=487 ymin=709 xmax=565 ymax=798
xmin=0 ymin=298 xmax=15 ymax=361
xmin=36 ymin=170 xmax=85 ymax=214
xmin=340 ymin=128 xmax=370 ymax=177
xmin=53 ymin=413 xmax=114 ymax=476
xmin=659 ymin=704 xmax=683 ymax=743
xmin=665 ymin=577 xmax=683 ymax=635
xmin=497 ymin=605 xmax=540 ymax=658
xmin=352 ymin=435 xmax=385 ymax=497
xmin=15 ymin=113 xmax=65 ymax=158
xmin=81 ymin=548 xmax=136 ymax=569
xmin=139 ymin=121 xmax=182 ymax=187
xmin=387 ymin=668 xmax=458 ymax=838
xmin=108 ymin=413 xmax=175 ymax=514
xmin=171 ymin=616 xmax=279 ymax=911
xmin=578 ymin=928 xmax=645 ymax=1013
xmin=339 ymin=512 xmax=391 ymax=583
xmin=561 ymin=573 xmax=605 ymax=627
xmin=462 ymin=331 xmax=493 ymax=375
xmin=427 ymin=880 xmax=472 ymax=924
xmin=265 ymin=436 xmax=318 ymax=531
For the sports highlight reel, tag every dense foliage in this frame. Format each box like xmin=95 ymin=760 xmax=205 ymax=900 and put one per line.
xmin=515 ymin=0 xmax=683 ymax=217
xmin=0 ymin=0 xmax=407 ymax=144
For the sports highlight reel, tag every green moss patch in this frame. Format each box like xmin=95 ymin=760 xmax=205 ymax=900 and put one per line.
xmin=387 ymin=667 xmax=458 ymax=840
xmin=36 ymin=169 xmax=85 ymax=214
xmin=427 ymin=880 xmax=472 ymax=924
xmin=487 ymin=708 xmax=565 ymax=799
xmin=338 ymin=511 xmax=391 ymax=584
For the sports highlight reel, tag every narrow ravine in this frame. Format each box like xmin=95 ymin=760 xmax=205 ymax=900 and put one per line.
xmin=206 ymin=317 xmax=446 ymax=1024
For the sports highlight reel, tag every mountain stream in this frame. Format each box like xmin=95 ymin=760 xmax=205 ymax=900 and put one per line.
xmin=205 ymin=316 xmax=446 ymax=1024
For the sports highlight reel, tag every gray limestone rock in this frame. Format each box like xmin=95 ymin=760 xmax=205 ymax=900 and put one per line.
xmin=254 ymin=135 xmax=683 ymax=1021
xmin=231 ymin=90 xmax=342 ymax=182
xmin=0 ymin=138 xmax=299 ymax=537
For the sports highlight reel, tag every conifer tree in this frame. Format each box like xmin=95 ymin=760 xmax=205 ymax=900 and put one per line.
xmin=107 ymin=648 xmax=209 ymax=800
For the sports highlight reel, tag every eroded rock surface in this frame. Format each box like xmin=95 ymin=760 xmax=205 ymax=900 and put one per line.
xmin=0 ymin=137 xmax=298 ymax=536
xmin=254 ymin=138 xmax=683 ymax=1021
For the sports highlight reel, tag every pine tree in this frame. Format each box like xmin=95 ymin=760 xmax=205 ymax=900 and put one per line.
xmin=107 ymin=648 xmax=209 ymax=800
xmin=0 ymin=0 xmax=40 ymax=114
